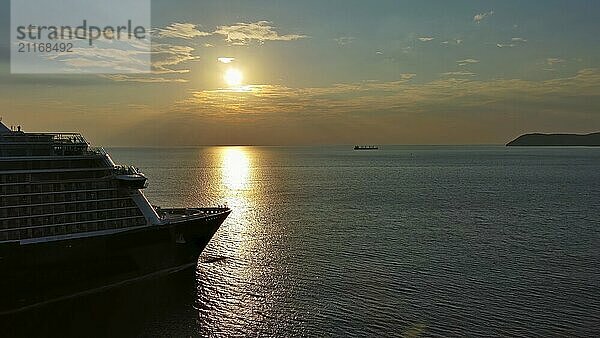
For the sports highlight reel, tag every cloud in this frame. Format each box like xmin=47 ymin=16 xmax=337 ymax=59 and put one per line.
xmin=48 ymin=34 xmax=199 ymax=77
xmin=218 ymin=57 xmax=235 ymax=64
xmin=400 ymin=73 xmax=417 ymax=80
xmin=101 ymin=74 xmax=189 ymax=83
xmin=173 ymin=77 xmax=422 ymax=118
xmin=474 ymin=10 xmax=494 ymax=23
xmin=152 ymin=21 xmax=307 ymax=46
xmin=78 ymin=42 xmax=200 ymax=83
xmin=154 ymin=23 xmax=211 ymax=39
xmin=46 ymin=40 xmax=151 ymax=73
xmin=170 ymin=69 xmax=600 ymax=143
xmin=441 ymin=71 xmax=476 ymax=77
xmin=214 ymin=21 xmax=307 ymax=45
xmin=457 ymin=59 xmax=479 ymax=64
xmin=547 ymin=58 xmax=565 ymax=66
xmin=441 ymin=39 xmax=462 ymax=46
xmin=14 ymin=69 xmax=599 ymax=146
xmin=418 ymin=37 xmax=435 ymax=42
xmin=335 ymin=36 xmax=355 ymax=46
xmin=152 ymin=44 xmax=199 ymax=74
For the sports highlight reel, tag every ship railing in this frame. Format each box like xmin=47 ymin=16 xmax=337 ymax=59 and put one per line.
xmin=50 ymin=133 xmax=88 ymax=145
xmin=89 ymin=146 xmax=107 ymax=156
xmin=114 ymin=165 xmax=142 ymax=175
xmin=48 ymin=133 xmax=90 ymax=156
xmin=155 ymin=207 xmax=226 ymax=214
xmin=89 ymin=146 xmax=117 ymax=166
xmin=0 ymin=132 xmax=88 ymax=145
xmin=156 ymin=207 xmax=228 ymax=221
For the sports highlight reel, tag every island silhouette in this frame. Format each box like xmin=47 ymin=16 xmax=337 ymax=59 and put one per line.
xmin=507 ymin=132 xmax=600 ymax=146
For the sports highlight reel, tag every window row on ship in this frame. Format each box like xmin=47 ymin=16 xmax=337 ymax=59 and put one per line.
xmin=0 ymin=215 xmax=148 ymax=241
xmin=0 ymin=168 xmax=112 ymax=184
xmin=0 ymin=157 xmax=105 ymax=171
xmin=0 ymin=197 xmax=138 ymax=218
xmin=0 ymin=178 xmax=117 ymax=195
xmin=1 ymin=188 xmax=122 ymax=207
xmin=0 ymin=205 xmax=144 ymax=229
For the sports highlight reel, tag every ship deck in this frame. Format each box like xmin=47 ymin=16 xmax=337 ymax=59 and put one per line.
xmin=158 ymin=207 xmax=230 ymax=222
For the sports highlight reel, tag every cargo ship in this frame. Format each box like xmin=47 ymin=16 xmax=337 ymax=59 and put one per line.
xmin=354 ymin=145 xmax=379 ymax=150
xmin=0 ymin=122 xmax=230 ymax=313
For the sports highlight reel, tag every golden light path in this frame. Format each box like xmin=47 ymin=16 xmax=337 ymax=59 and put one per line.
xmin=221 ymin=147 xmax=250 ymax=191
xmin=217 ymin=146 xmax=257 ymax=282
xmin=219 ymin=146 xmax=254 ymax=260
xmin=197 ymin=146 xmax=280 ymax=331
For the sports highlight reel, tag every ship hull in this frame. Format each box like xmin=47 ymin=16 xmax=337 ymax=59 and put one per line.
xmin=0 ymin=209 xmax=230 ymax=314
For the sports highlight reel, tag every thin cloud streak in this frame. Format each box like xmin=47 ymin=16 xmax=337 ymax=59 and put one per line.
xmin=213 ymin=21 xmax=307 ymax=45
xmin=154 ymin=23 xmax=211 ymax=39
xmin=474 ymin=10 xmax=494 ymax=23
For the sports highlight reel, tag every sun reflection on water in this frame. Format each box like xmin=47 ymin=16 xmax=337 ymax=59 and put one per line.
xmin=197 ymin=146 xmax=288 ymax=336
xmin=221 ymin=147 xmax=250 ymax=191
xmin=196 ymin=147 xmax=298 ymax=337
xmin=216 ymin=146 xmax=256 ymax=268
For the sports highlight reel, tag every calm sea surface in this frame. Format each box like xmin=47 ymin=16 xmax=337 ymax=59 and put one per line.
xmin=4 ymin=146 xmax=600 ymax=337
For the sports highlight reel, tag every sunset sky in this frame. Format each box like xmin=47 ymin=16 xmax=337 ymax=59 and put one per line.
xmin=0 ymin=0 xmax=599 ymax=146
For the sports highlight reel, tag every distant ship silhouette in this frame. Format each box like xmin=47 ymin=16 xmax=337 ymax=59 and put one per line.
xmin=354 ymin=145 xmax=379 ymax=150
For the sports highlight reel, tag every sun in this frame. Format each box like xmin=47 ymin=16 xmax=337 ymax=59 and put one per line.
xmin=224 ymin=68 xmax=243 ymax=87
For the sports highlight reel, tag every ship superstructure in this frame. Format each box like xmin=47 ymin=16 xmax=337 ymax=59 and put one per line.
xmin=0 ymin=122 xmax=230 ymax=313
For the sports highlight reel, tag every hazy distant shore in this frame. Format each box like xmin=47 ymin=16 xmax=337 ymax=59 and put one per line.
xmin=507 ymin=132 xmax=600 ymax=146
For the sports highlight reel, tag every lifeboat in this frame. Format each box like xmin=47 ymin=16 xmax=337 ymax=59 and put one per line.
xmin=115 ymin=165 xmax=148 ymax=189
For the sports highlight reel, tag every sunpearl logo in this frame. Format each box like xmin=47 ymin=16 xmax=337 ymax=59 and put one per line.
xmin=15 ymin=20 xmax=148 ymax=47
xmin=10 ymin=0 xmax=151 ymax=74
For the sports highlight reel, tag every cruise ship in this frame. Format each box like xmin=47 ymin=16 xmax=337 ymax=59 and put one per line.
xmin=0 ymin=122 xmax=231 ymax=313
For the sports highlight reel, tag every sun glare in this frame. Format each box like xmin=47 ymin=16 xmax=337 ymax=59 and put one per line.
xmin=222 ymin=147 xmax=250 ymax=190
xmin=224 ymin=68 xmax=243 ymax=87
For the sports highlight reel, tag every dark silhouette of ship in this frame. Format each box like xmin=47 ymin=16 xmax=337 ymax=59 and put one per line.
xmin=354 ymin=145 xmax=379 ymax=150
xmin=0 ymin=122 xmax=230 ymax=313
